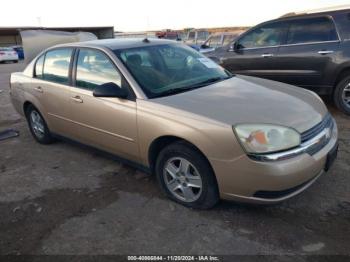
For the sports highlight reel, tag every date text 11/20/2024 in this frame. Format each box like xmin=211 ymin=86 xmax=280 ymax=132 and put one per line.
xmin=127 ymin=255 xmax=220 ymax=261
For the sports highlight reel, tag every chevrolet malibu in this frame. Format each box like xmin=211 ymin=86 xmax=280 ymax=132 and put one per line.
xmin=10 ymin=39 xmax=338 ymax=208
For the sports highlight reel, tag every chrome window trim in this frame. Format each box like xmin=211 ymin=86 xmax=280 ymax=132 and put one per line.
xmin=238 ymin=45 xmax=280 ymax=51
xmin=238 ymin=40 xmax=341 ymax=51
xmin=248 ymin=119 xmax=335 ymax=161
xmin=280 ymin=40 xmax=340 ymax=47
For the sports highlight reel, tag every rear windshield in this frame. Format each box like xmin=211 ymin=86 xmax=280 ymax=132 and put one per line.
xmin=0 ymin=47 xmax=14 ymax=51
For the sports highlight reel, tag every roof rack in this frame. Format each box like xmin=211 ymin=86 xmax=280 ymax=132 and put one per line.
xmin=280 ymin=4 xmax=350 ymax=18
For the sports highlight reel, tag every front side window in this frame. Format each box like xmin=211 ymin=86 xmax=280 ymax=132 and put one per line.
xmin=286 ymin=17 xmax=338 ymax=45
xmin=206 ymin=35 xmax=222 ymax=48
xmin=237 ymin=22 xmax=285 ymax=49
xmin=114 ymin=44 xmax=231 ymax=98
xmin=75 ymin=49 xmax=122 ymax=91
xmin=34 ymin=54 xmax=45 ymax=79
xmin=43 ymin=48 xmax=73 ymax=84
xmin=223 ymin=35 xmax=236 ymax=46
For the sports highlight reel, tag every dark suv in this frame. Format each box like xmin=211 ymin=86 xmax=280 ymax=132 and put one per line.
xmin=207 ymin=8 xmax=350 ymax=114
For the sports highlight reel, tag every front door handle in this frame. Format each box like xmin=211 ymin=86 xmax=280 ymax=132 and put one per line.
xmin=34 ymin=86 xmax=43 ymax=93
xmin=318 ymin=50 xmax=334 ymax=55
xmin=71 ymin=96 xmax=83 ymax=103
xmin=261 ymin=53 xmax=274 ymax=57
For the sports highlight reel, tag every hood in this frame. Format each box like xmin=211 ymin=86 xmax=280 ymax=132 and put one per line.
xmin=153 ymin=75 xmax=328 ymax=133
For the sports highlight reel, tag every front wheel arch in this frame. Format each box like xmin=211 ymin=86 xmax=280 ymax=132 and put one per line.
xmin=148 ymin=136 xmax=216 ymax=178
xmin=155 ymin=140 xmax=220 ymax=208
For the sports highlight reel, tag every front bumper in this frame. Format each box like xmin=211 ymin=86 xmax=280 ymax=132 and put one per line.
xmin=210 ymin=119 xmax=338 ymax=204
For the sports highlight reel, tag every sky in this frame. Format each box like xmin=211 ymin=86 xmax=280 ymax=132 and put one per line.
xmin=1 ymin=0 xmax=350 ymax=31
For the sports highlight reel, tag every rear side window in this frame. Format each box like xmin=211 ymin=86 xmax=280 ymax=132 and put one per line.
xmin=332 ymin=13 xmax=350 ymax=40
xmin=34 ymin=54 xmax=45 ymax=79
xmin=286 ymin=17 xmax=338 ymax=45
xmin=43 ymin=48 xmax=73 ymax=84
xmin=75 ymin=49 xmax=122 ymax=91
xmin=237 ymin=22 xmax=286 ymax=49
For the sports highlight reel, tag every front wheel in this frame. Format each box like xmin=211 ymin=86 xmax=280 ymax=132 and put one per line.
xmin=334 ymin=75 xmax=350 ymax=115
xmin=155 ymin=142 xmax=219 ymax=209
xmin=25 ymin=105 xmax=55 ymax=144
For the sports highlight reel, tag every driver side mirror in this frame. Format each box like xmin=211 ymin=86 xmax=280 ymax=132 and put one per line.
xmin=93 ymin=82 xmax=128 ymax=99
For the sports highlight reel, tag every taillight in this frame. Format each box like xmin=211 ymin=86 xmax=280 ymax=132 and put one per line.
xmin=0 ymin=52 xmax=5 ymax=55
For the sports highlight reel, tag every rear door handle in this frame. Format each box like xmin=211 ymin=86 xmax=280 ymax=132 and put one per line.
xmin=34 ymin=86 xmax=43 ymax=93
xmin=71 ymin=96 xmax=83 ymax=103
xmin=318 ymin=50 xmax=334 ymax=55
xmin=261 ymin=53 xmax=274 ymax=57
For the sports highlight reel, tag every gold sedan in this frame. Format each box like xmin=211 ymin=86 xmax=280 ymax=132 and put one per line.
xmin=10 ymin=39 xmax=338 ymax=208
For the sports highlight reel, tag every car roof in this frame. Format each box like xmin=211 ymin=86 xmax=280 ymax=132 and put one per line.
xmin=54 ymin=38 xmax=178 ymax=50
xmin=267 ymin=8 xmax=350 ymax=24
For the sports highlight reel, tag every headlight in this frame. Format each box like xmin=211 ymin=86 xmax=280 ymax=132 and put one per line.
xmin=233 ymin=124 xmax=300 ymax=154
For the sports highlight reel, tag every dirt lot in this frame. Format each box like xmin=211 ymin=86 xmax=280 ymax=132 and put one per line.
xmin=0 ymin=62 xmax=349 ymax=257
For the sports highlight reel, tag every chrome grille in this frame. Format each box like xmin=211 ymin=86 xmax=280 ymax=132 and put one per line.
xmin=301 ymin=114 xmax=333 ymax=144
xmin=301 ymin=114 xmax=334 ymax=155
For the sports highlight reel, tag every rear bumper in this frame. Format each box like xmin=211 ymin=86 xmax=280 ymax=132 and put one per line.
xmin=210 ymin=120 xmax=338 ymax=204
xmin=0 ymin=55 xmax=18 ymax=62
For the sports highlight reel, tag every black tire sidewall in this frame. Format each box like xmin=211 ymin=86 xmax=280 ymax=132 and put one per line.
xmin=155 ymin=142 xmax=219 ymax=209
xmin=334 ymin=76 xmax=350 ymax=115
xmin=26 ymin=105 xmax=54 ymax=144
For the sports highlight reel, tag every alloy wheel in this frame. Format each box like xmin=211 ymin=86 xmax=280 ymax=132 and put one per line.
xmin=342 ymin=82 xmax=350 ymax=109
xmin=163 ymin=157 xmax=203 ymax=202
xmin=30 ymin=110 xmax=45 ymax=139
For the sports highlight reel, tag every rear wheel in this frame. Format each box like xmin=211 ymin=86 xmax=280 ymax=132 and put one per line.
xmin=25 ymin=105 xmax=55 ymax=144
xmin=155 ymin=141 xmax=219 ymax=209
xmin=334 ymin=75 xmax=350 ymax=115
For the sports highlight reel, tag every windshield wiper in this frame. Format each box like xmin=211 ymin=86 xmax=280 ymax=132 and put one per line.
xmin=185 ymin=76 xmax=232 ymax=89
xmin=153 ymin=76 xmax=232 ymax=98
xmin=153 ymin=87 xmax=193 ymax=98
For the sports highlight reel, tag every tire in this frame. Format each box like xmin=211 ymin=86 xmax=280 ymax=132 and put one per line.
xmin=155 ymin=141 xmax=219 ymax=209
xmin=334 ymin=75 xmax=350 ymax=115
xmin=25 ymin=105 xmax=55 ymax=144
xmin=13 ymin=60 xmax=18 ymax=63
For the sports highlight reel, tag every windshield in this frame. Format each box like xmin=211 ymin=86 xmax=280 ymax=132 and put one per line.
xmin=114 ymin=44 xmax=231 ymax=98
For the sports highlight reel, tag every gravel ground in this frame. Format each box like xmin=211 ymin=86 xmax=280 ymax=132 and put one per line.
xmin=0 ymin=62 xmax=349 ymax=259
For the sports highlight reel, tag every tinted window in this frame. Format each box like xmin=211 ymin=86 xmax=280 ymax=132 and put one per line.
xmin=34 ymin=54 xmax=45 ymax=79
xmin=43 ymin=49 xmax=72 ymax=84
xmin=334 ymin=13 xmax=350 ymax=40
xmin=237 ymin=22 xmax=285 ymax=48
xmin=287 ymin=17 xmax=338 ymax=44
xmin=76 ymin=49 xmax=122 ymax=91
